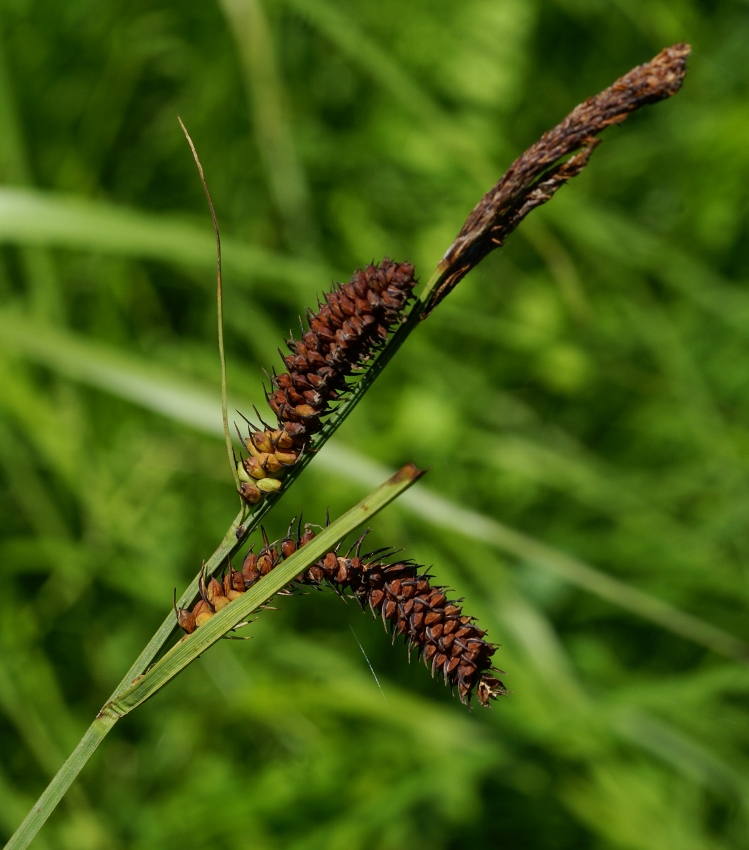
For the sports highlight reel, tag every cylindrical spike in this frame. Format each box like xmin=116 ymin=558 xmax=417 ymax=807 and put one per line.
xmin=180 ymin=513 xmax=504 ymax=706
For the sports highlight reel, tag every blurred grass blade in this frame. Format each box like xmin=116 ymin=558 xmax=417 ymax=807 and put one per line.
xmin=0 ymin=37 xmax=62 ymax=320
xmin=3 ymin=308 xmax=746 ymax=663
xmin=0 ymin=309 xmax=225 ymax=432
xmin=546 ymin=195 xmax=749 ymax=332
xmin=327 ymin=446 xmax=749 ymax=663
xmin=282 ymin=0 xmax=441 ymax=126
xmin=280 ymin=0 xmax=494 ymax=184
xmin=612 ymin=708 xmax=748 ymax=792
xmin=219 ymin=0 xmax=318 ymax=253
xmin=0 ymin=187 xmax=329 ymax=292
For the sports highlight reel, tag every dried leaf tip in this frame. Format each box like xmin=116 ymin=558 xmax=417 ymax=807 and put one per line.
xmin=425 ymin=42 xmax=691 ymax=317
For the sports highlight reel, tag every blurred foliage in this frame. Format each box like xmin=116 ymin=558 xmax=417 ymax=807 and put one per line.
xmin=1 ymin=0 xmax=749 ymax=848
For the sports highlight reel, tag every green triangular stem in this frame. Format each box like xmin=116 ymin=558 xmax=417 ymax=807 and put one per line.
xmin=3 ymin=463 xmax=422 ymax=850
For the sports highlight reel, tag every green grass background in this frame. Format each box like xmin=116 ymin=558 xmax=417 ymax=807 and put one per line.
xmin=2 ymin=0 xmax=749 ymax=848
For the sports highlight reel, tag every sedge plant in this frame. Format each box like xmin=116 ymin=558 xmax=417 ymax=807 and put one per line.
xmin=4 ymin=43 xmax=691 ymax=850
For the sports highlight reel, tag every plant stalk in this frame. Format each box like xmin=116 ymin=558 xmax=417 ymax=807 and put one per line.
xmin=3 ymin=464 xmax=422 ymax=850
xmin=4 ymin=43 xmax=691 ymax=849
xmin=3 ymin=715 xmax=118 ymax=850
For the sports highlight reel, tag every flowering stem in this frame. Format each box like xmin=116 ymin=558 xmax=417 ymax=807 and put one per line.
xmin=3 ymin=43 xmax=690 ymax=850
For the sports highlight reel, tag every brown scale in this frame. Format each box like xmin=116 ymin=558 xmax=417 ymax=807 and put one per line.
xmin=176 ymin=522 xmax=506 ymax=708
xmin=237 ymin=258 xmax=417 ymax=506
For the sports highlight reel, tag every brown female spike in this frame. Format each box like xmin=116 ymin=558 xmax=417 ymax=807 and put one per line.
xmin=178 ymin=521 xmax=505 ymax=707
xmin=236 ymin=258 xmax=417 ymax=506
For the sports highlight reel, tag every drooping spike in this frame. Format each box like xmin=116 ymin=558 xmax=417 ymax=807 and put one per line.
xmin=181 ymin=514 xmax=504 ymax=706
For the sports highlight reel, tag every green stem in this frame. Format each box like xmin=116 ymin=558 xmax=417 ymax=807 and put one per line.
xmin=3 ymin=464 xmax=422 ymax=850
xmin=110 ymin=505 xmax=249 ymax=695
xmin=107 ymin=462 xmax=422 ymax=716
xmin=3 ymin=714 xmax=118 ymax=850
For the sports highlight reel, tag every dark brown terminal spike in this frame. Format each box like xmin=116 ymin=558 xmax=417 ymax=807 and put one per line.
xmin=236 ymin=258 xmax=417 ymax=506
xmin=424 ymin=42 xmax=691 ymax=316
xmin=177 ymin=520 xmax=506 ymax=707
